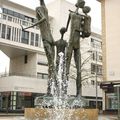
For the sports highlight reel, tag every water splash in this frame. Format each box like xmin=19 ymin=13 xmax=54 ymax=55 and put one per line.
xmin=34 ymin=52 xmax=88 ymax=120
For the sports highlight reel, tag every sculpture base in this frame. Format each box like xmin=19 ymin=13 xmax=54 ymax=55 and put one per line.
xmin=24 ymin=108 xmax=98 ymax=120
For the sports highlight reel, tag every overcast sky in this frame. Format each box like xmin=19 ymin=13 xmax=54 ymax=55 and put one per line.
xmin=0 ymin=0 xmax=101 ymax=73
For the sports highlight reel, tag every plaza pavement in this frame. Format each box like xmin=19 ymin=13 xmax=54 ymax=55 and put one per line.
xmin=0 ymin=115 xmax=118 ymax=120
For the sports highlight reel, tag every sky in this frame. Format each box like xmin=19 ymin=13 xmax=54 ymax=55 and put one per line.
xmin=0 ymin=0 xmax=101 ymax=73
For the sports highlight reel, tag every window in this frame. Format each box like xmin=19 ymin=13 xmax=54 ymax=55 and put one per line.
xmin=37 ymin=73 xmax=48 ymax=79
xmin=19 ymin=29 xmax=21 ymax=42
xmin=3 ymin=8 xmax=7 ymax=14
xmin=91 ymin=80 xmax=95 ymax=85
xmin=99 ymin=55 xmax=102 ymax=62
xmin=3 ymin=15 xmax=7 ymax=20
xmin=91 ymin=63 xmax=102 ymax=75
xmin=1 ymin=24 xmax=6 ymax=39
xmin=35 ymin=34 xmax=39 ymax=46
xmin=92 ymin=53 xmax=95 ymax=60
xmin=16 ymin=28 xmax=19 ymax=42
xmin=91 ymin=38 xmax=102 ymax=49
xmin=97 ymin=65 xmax=102 ymax=75
xmin=24 ymin=55 xmax=28 ymax=64
xmin=21 ymin=31 xmax=29 ymax=44
xmin=106 ymin=93 xmax=118 ymax=110
xmin=19 ymin=14 xmax=25 ymax=20
xmin=7 ymin=10 xmax=13 ymax=16
xmin=14 ymin=28 xmax=16 ymax=41
xmin=91 ymin=63 xmax=96 ymax=74
xmin=37 ymin=61 xmax=48 ymax=66
xmin=13 ymin=12 xmax=19 ymax=17
xmin=8 ymin=16 xmax=12 ymax=21
xmin=22 ymin=21 xmax=28 ymax=26
xmin=6 ymin=26 xmax=11 ymax=40
xmin=12 ymin=27 xmax=14 ymax=41
xmin=31 ymin=32 xmax=34 ymax=45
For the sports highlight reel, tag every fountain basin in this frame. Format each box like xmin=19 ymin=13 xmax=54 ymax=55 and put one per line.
xmin=25 ymin=108 xmax=98 ymax=120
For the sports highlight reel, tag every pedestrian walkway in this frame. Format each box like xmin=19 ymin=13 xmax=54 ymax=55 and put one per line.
xmin=0 ymin=116 xmax=25 ymax=120
xmin=98 ymin=115 xmax=118 ymax=120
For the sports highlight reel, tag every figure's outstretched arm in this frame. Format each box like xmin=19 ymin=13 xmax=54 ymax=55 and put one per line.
xmin=65 ymin=13 xmax=71 ymax=31
xmin=21 ymin=17 xmax=46 ymax=30
xmin=40 ymin=0 xmax=46 ymax=6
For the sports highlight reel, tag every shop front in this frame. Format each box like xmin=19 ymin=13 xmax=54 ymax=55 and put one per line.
xmin=0 ymin=91 xmax=44 ymax=113
xmin=100 ymin=81 xmax=120 ymax=114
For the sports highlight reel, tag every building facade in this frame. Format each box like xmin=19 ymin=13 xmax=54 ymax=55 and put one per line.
xmin=100 ymin=0 xmax=120 ymax=113
xmin=0 ymin=0 xmax=102 ymax=112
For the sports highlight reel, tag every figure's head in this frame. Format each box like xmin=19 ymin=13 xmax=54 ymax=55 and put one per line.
xmin=82 ymin=6 xmax=91 ymax=14
xmin=75 ymin=0 xmax=85 ymax=9
xmin=60 ymin=27 xmax=66 ymax=35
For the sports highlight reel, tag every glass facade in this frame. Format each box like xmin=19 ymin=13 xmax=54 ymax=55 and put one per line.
xmin=0 ymin=92 xmax=37 ymax=112
xmin=106 ymin=87 xmax=120 ymax=110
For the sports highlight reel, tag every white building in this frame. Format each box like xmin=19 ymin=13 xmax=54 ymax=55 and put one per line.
xmin=0 ymin=0 xmax=102 ymax=112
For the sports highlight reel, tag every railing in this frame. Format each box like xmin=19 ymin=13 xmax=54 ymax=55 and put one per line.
xmin=0 ymin=13 xmax=38 ymax=29
xmin=0 ymin=13 xmax=42 ymax=48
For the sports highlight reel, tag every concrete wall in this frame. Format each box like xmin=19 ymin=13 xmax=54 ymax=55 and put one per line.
xmin=10 ymin=53 xmax=37 ymax=76
xmin=102 ymin=0 xmax=120 ymax=81
xmin=0 ymin=75 xmax=76 ymax=95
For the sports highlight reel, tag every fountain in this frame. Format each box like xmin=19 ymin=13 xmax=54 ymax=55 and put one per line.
xmin=22 ymin=0 xmax=98 ymax=119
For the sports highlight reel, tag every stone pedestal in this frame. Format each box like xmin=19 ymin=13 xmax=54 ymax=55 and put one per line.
xmin=25 ymin=108 xmax=98 ymax=120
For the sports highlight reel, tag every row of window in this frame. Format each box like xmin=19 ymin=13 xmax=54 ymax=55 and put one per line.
xmin=0 ymin=23 xmax=41 ymax=47
xmin=2 ymin=8 xmax=37 ymax=23
xmin=1 ymin=13 xmax=39 ymax=30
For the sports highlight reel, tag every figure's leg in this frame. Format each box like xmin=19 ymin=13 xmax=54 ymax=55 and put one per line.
xmin=74 ymin=48 xmax=82 ymax=97
xmin=43 ymin=41 xmax=55 ymax=95
xmin=66 ymin=45 xmax=73 ymax=76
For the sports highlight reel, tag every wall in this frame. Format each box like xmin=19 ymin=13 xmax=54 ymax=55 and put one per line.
xmin=10 ymin=53 xmax=37 ymax=76
xmin=102 ymin=0 xmax=120 ymax=81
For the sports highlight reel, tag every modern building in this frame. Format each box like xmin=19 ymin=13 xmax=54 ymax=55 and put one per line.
xmin=0 ymin=0 xmax=102 ymax=112
xmin=100 ymin=0 xmax=120 ymax=114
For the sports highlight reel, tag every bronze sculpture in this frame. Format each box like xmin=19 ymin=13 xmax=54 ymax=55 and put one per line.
xmin=21 ymin=0 xmax=91 ymax=97
xmin=65 ymin=0 xmax=91 ymax=97
xmin=54 ymin=27 xmax=67 ymax=72
xmin=22 ymin=0 xmax=56 ymax=95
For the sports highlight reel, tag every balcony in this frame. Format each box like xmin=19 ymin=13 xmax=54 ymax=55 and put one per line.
xmin=0 ymin=13 xmax=44 ymax=57
xmin=0 ymin=73 xmax=76 ymax=95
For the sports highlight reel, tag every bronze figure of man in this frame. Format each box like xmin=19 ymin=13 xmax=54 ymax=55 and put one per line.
xmin=22 ymin=0 xmax=55 ymax=95
xmin=65 ymin=0 xmax=91 ymax=97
